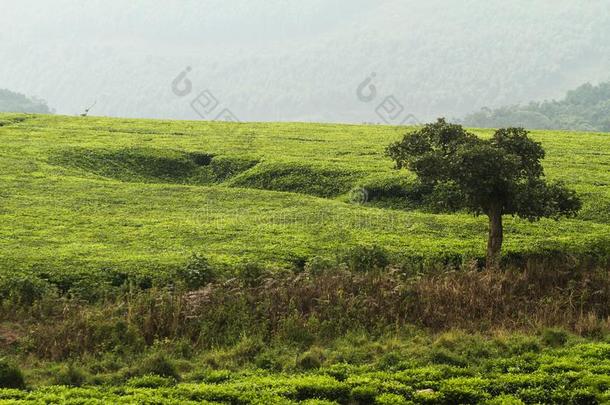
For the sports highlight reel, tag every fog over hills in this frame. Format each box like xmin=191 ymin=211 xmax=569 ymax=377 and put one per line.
xmin=2 ymin=0 xmax=610 ymax=122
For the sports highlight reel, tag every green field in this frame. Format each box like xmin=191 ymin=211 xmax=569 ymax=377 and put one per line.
xmin=1 ymin=113 xmax=610 ymax=403
xmin=0 ymin=113 xmax=608 ymax=280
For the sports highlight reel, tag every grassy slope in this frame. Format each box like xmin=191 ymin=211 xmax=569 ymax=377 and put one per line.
xmin=0 ymin=113 xmax=608 ymax=276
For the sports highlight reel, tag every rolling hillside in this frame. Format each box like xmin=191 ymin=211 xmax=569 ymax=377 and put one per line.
xmin=1 ymin=114 xmax=610 ymax=402
xmin=0 ymin=113 xmax=608 ymax=284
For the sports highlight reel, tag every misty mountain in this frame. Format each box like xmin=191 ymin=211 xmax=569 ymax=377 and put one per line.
xmin=463 ymin=82 xmax=610 ymax=132
xmin=0 ymin=88 xmax=52 ymax=114
xmin=2 ymin=0 xmax=610 ymax=123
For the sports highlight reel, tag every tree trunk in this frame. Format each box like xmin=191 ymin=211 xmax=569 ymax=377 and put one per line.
xmin=486 ymin=204 xmax=503 ymax=269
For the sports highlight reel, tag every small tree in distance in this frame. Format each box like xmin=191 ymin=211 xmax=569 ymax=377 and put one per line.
xmin=386 ymin=118 xmax=581 ymax=268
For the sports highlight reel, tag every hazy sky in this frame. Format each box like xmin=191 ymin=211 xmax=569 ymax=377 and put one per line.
xmin=2 ymin=0 xmax=609 ymax=123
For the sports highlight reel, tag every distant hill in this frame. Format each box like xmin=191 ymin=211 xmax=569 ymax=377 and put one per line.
xmin=463 ymin=82 xmax=610 ymax=132
xmin=0 ymin=88 xmax=53 ymax=114
xmin=1 ymin=0 xmax=610 ymax=121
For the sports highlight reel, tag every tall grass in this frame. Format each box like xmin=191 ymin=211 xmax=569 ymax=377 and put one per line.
xmin=6 ymin=261 xmax=608 ymax=360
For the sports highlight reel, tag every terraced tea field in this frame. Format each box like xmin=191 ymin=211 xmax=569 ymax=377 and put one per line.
xmin=1 ymin=113 xmax=610 ymax=403
xmin=0 ymin=113 xmax=608 ymax=283
xmin=3 ymin=333 xmax=610 ymax=404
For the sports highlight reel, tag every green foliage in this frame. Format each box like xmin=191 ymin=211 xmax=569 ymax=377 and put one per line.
xmin=0 ymin=114 xmax=607 ymax=279
xmin=387 ymin=119 xmax=582 ymax=265
xmin=174 ymin=254 xmax=217 ymax=289
xmin=386 ymin=119 xmax=581 ymax=220
xmin=0 ymin=272 xmax=56 ymax=307
xmin=3 ymin=336 xmax=610 ymax=403
xmin=50 ymin=147 xmax=258 ymax=186
xmin=139 ymin=353 xmax=180 ymax=380
xmin=54 ymin=363 xmax=88 ymax=387
xmin=541 ymin=328 xmax=570 ymax=348
xmin=351 ymin=384 xmax=379 ymax=403
xmin=375 ymin=393 xmax=411 ymax=404
xmin=229 ymin=161 xmax=361 ymax=197
xmin=127 ymin=374 xmax=177 ymax=388
xmin=0 ymin=360 xmax=25 ymax=389
xmin=341 ymin=245 xmax=389 ymax=272
xmin=297 ymin=347 xmax=325 ymax=370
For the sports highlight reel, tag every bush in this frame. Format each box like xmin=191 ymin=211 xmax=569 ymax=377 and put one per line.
xmin=139 ymin=353 xmax=180 ymax=380
xmin=342 ymin=245 xmax=389 ymax=272
xmin=569 ymin=388 xmax=599 ymax=405
xmin=377 ymin=351 xmax=402 ymax=370
xmin=230 ymin=336 xmax=264 ymax=364
xmin=413 ymin=388 xmax=444 ymax=404
xmin=202 ymin=370 xmax=232 ymax=383
xmin=255 ymin=348 xmax=293 ymax=371
xmin=228 ymin=161 xmax=359 ymax=198
xmin=238 ymin=262 xmax=266 ymax=286
xmin=54 ymin=363 xmax=88 ymax=387
xmin=429 ymin=347 xmax=467 ymax=367
xmin=351 ymin=385 xmax=378 ymax=403
xmin=542 ymin=328 xmax=569 ymax=347
xmin=297 ymin=347 xmax=325 ymax=370
xmin=484 ymin=395 xmax=525 ymax=404
xmin=0 ymin=273 xmax=55 ymax=307
xmin=304 ymin=256 xmax=335 ymax=275
xmin=0 ymin=360 xmax=25 ymax=389
xmin=293 ymin=376 xmax=351 ymax=402
xmin=375 ymin=393 xmax=411 ymax=405
xmin=175 ymin=254 xmax=217 ymax=289
xmin=321 ymin=363 xmax=351 ymax=382
xmin=127 ymin=374 xmax=176 ymax=388
xmin=440 ymin=377 xmax=490 ymax=404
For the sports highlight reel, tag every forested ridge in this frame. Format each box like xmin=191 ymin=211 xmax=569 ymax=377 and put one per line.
xmin=2 ymin=0 xmax=610 ymax=122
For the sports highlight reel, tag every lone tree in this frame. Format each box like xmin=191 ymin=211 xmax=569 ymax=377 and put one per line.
xmin=386 ymin=118 xmax=581 ymax=268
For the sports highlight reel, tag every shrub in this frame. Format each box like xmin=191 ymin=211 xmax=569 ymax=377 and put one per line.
xmin=342 ymin=245 xmax=389 ymax=272
xmin=305 ymin=256 xmax=335 ymax=275
xmin=202 ymin=370 xmax=232 ymax=383
xmin=440 ymin=377 xmax=490 ymax=404
xmin=229 ymin=336 xmax=264 ymax=364
xmin=517 ymin=386 xmax=549 ymax=403
xmin=0 ymin=360 xmax=25 ymax=389
xmin=412 ymin=388 xmax=444 ymax=404
xmin=377 ymin=351 xmax=402 ymax=370
xmin=569 ymin=388 xmax=599 ymax=405
xmin=0 ymin=273 xmax=55 ymax=307
xmin=139 ymin=353 xmax=180 ymax=380
xmin=501 ymin=335 xmax=541 ymax=355
xmin=238 ymin=262 xmax=266 ymax=286
xmin=484 ymin=395 xmax=525 ymax=404
xmin=297 ymin=347 xmax=325 ymax=370
xmin=542 ymin=328 xmax=569 ymax=347
xmin=277 ymin=315 xmax=316 ymax=347
xmin=54 ymin=363 xmax=88 ymax=387
xmin=175 ymin=254 xmax=217 ymax=289
xmin=321 ymin=363 xmax=352 ymax=382
xmin=127 ymin=374 xmax=176 ymax=388
xmin=375 ymin=393 xmax=411 ymax=405
xmin=255 ymin=348 xmax=293 ymax=371
xmin=351 ymin=385 xmax=379 ymax=403
xmin=293 ymin=376 xmax=351 ymax=402
xmin=429 ymin=347 xmax=467 ymax=367
xmin=228 ymin=161 xmax=359 ymax=198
